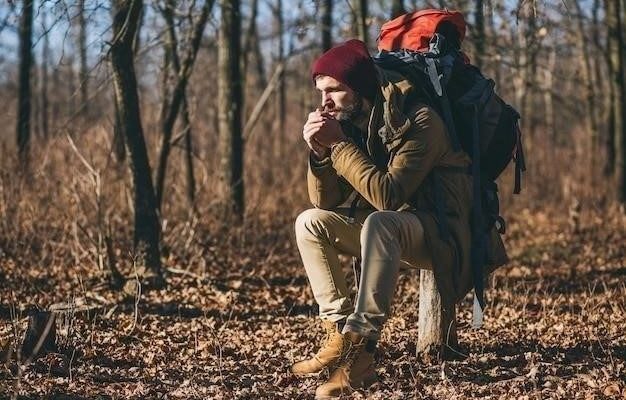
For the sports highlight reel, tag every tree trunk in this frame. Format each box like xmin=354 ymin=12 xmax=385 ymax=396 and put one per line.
xmin=40 ymin=7 xmax=50 ymax=139
xmin=219 ymin=0 xmax=244 ymax=218
xmin=274 ymin=0 xmax=285 ymax=159
xmin=391 ymin=0 xmax=406 ymax=19
xmin=525 ymin=7 xmax=540 ymax=143
xmin=618 ymin=0 xmax=626 ymax=203
xmin=78 ymin=0 xmax=89 ymax=117
xmin=52 ymin=65 xmax=60 ymax=135
xmin=181 ymin=96 xmax=196 ymax=208
xmin=354 ymin=0 xmax=369 ymax=47
xmin=573 ymin=0 xmax=600 ymax=172
xmin=616 ymin=0 xmax=626 ymax=202
xmin=110 ymin=0 xmax=162 ymax=282
xmin=606 ymin=0 xmax=623 ymax=181
xmin=417 ymin=269 xmax=458 ymax=361
xmin=242 ymin=0 xmax=259 ymax=108
xmin=512 ymin=17 xmax=527 ymax=116
xmin=513 ymin=1 xmax=536 ymax=150
xmin=16 ymin=0 xmax=34 ymax=166
xmin=592 ymin=0 xmax=612 ymax=173
xmin=155 ymin=0 xmax=212 ymax=209
xmin=112 ymin=0 xmax=144 ymax=165
xmin=474 ymin=0 xmax=485 ymax=69
xmin=21 ymin=311 xmax=56 ymax=360
xmin=544 ymin=47 xmax=556 ymax=142
xmin=320 ymin=0 xmax=333 ymax=52
xmin=112 ymin=94 xmax=127 ymax=163
xmin=253 ymin=33 xmax=267 ymax=92
xmin=486 ymin=0 xmax=501 ymax=88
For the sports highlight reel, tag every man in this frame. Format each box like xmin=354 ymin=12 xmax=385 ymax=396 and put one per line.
xmin=292 ymin=39 xmax=506 ymax=399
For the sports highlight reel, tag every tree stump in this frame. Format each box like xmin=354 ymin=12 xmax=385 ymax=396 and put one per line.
xmin=19 ymin=301 xmax=103 ymax=362
xmin=21 ymin=311 xmax=57 ymax=360
xmin=417 ymin=269 xmax=459 ymax=362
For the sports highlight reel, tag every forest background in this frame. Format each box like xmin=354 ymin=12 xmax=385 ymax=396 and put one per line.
xmin=0 ymin=0 xmax=625 ymax=398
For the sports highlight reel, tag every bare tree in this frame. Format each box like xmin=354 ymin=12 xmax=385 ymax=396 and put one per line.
xmin=512 ymin=0 xmax=540 ymax=150
xmin=354 ymin=0 xmax=369 ymax=47
xmin=242 ymin=0 xmax=258 ymax=95
xmin=573 ymin=0 xmax=600 ymax=171
xmin=474 ymin=0 xmax=485 ymax=69
xmin=391 ymin=0 xmax=406 ymax=19
xmin=155 ymin=0 xmax=213 ymax=210
xmin=78 ymin=0 xmax=89 ymax=117
xmin=320 ymin=0 xmax=332 ymax=52
xmin=621 ymin=0 xmax=626 ymax=202
xmin=181 ymin=96 xmax=196 ymax=207
xmin=219 ymin=0 xmax=244 ymax=218
xmin=605 ymin=0 xmax=623 ymax=180
xmin=242 ymin=0 xmax=267 ymax=95
xmin=607 ymin=0 xmax=626 ymax=201
xmin=112 ymin=96 xmax=126 ymax=162
xmin=110 ymin=0 xmax=163 ymax=283
xmin=16 ymin=0 xmax=34 ymax=166
xmin=543 ymin=46 xmax=556 ymax=141
xmin=273 ymin=0 xmax=285 ymax=158
xmin=40 ymin=6 xmax=50 ymax=139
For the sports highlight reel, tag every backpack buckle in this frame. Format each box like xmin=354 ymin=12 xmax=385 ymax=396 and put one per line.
xmin=494 ymin=216 xmax=506 ymax=235
xmin=428 ymin=32 xmax=445 ymax=55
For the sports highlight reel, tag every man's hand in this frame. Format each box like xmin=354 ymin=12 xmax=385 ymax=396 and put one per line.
xmin=302 ymin=109 xmax=348 ymax=159
xmin=302 ymin=109 xmax=330 ymax=160
xmin=303 ymin=109 xmax=330 ymax=159
xmin=314 ymin=112 xmax=348 ymax=147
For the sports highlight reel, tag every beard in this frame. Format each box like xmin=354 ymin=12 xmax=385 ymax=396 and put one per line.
xmin=332 ymin=96 xmax=365 ymax=122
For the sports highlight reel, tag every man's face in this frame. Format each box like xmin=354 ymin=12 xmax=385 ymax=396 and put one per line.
xmin=315 ymin=75 xmax=363 ymax=122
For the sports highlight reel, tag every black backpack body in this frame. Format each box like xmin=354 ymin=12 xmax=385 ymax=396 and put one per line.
xmin=373 ymin=33 xmax=526 ymax=309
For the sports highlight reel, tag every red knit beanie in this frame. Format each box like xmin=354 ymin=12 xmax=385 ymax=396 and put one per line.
xmin=311 ymin=39 xmax=378 ymax=102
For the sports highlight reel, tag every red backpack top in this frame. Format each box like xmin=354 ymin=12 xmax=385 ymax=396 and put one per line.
xmin=378 ymin=9 xmax=466 ymax=52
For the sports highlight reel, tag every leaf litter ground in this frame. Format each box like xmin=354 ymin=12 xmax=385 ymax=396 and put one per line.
xmin=1 ymin=206 xmax=625 ymax=399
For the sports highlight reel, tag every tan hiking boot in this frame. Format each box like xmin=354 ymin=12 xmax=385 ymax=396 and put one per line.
xmin=291 ymin=320 xmax=346 ymax=377
xmin=314 ymin=331 xmax=377 ymax=399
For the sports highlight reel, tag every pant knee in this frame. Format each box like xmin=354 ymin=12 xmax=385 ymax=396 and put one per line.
xmin=295 ymin=208 xmax=335 ymax=242
xmin=360 ymin=211 xmax=397 ymax=244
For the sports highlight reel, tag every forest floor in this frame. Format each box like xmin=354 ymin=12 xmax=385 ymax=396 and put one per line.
xmin=1 ymin=204 xmax=625 ymax=399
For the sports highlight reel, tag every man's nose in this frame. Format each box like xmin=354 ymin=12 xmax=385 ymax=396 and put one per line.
xmin=321 ymin=93 xmax=333 ymax=108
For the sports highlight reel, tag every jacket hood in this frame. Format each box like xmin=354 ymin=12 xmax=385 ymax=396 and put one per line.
xmin=367 ymin=66 xmax=418 ymax=155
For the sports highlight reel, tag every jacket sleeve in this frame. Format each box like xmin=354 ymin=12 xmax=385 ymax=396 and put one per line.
xmin=307 ymin=152 xmax=352 ymax=209
xmin=329 ymin=107 xmax=447 ymax=211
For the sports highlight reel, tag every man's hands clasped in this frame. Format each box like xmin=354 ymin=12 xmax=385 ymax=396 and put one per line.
xmin=302 ymin=109 xmax=348 ymax=159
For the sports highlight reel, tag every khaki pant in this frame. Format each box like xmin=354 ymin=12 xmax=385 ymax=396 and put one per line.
xmin=294 ymin=208 xmax=432 ymax=339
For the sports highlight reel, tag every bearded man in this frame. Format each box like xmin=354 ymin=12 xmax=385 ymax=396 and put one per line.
xmin=292 ymin=39 xmax=506 ymax=399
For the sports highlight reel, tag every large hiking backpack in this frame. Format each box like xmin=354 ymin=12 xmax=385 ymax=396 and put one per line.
xmin=374 ymin=9 xmax=526 ymax=317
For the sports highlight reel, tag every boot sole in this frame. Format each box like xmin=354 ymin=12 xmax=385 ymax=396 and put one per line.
xmin=292 ymin=360 xmax=340 ymax=378
xmin=292 ymin=370 xmax=323 ymax=378
xmin=314 ymin=372 xmax=378 ymax=399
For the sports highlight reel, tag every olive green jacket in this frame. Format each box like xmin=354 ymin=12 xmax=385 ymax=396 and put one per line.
xmin=307 ymin=67 xmax=508 ymax=307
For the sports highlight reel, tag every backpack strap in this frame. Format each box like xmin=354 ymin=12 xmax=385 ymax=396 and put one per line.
xmin=424 ymin=55 xmax=461 ymax=152
xmin=438 ymin=87 xmax=462 ymax=152
xmin=513 ymin=117 xmax=526 ymax=194
xmin=426 ymin=35 xmax=462 ymax=152
xmin=347 ymin=195 xmax=360 ymax=223
xmin=469 ymin=104 xmax=486 ymax=311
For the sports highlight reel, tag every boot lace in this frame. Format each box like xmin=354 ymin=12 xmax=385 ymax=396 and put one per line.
xmin=338 ymin=339 xmax=365 ymax=370
xmin=314 ymin=323 xmax=340 ymax=359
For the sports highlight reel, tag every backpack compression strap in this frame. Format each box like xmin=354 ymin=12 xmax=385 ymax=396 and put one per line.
xmin=469 ymin=104 xmax=486 ymax=312
xmin=513 ymin=118 xmax=526 ymax=194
